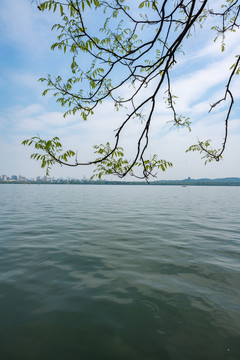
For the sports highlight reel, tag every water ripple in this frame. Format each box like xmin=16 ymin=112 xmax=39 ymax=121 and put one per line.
xmin=0 ymin=184 xmax=240 ymax=359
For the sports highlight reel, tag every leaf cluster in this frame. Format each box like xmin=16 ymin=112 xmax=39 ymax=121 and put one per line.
xmin=22 ymin=136 xmax=75 ymax=175
xmin=91 ymin=142 xmax=173 ymax=180
xmin=186 ymin=140 xmax=223 ymax=164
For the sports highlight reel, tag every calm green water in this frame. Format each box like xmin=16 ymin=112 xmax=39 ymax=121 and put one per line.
xmin=0 ymin=184 xmax=239 ymax=360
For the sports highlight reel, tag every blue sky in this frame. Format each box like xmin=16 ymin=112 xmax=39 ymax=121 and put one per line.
xmin=0 ymin=0 xmax=240 ymax=180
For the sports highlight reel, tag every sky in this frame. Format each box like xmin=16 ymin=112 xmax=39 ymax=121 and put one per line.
xmin=0 ymin=0 xmax=240 ymax=180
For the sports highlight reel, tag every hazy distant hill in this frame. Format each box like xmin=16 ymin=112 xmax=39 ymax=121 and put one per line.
xmin=152 ymin=177 xmax=240 ymax=186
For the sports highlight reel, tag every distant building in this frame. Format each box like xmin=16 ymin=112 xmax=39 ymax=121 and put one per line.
xmin=11 ymin=175 xmax=18 ymax=181
xmin=43 ymin=176 xmax=51 ymax=182
xmin=2 ymin=175 xmax=7 ymax=181
xmin=82 ymin=175 xmax=88 ymax=183
xmin=18 ymin=176 xmax=27 ymax=182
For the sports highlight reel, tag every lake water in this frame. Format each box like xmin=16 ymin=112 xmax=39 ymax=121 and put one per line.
xmin=0 ymin=184 xmax=239 ymax=360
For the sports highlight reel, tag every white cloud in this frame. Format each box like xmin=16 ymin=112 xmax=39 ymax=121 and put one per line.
xmin=196 ymin=29 xmax=240 ymax=59
xmin=171 ymin=54 xmax=238 ymax=112
xmin=17 ymin=104 xmax=43 ymax=117
xmin=8 ymin=72 xmax=40 ymax=90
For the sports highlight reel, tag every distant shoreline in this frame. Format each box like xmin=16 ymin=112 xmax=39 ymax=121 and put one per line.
xmin=1 ymin=178 xmax=240 ymax=186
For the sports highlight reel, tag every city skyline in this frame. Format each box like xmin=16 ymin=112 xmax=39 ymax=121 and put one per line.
xmin=0 ymin=173 xmax=89 ymax=182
